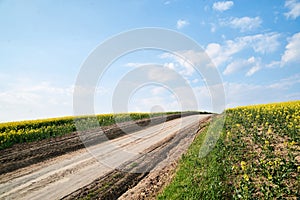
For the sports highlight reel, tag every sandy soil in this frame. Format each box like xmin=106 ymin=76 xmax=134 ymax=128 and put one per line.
xmin=118 ymin=117 xmax=210 ymax=200
xmin=0 ymin=114 xmax=210 ymax=200
xmin=0 ymin=113 xmax=196 ymax=175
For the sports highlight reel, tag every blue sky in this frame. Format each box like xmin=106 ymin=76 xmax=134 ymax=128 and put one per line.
xmin=0 ymin=0 xmax=300 ymax=122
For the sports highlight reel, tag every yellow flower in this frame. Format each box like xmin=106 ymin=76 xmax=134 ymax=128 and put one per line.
xmin=274 ymin=158 xmax=281 ymax=166
xmin=227 ymin=131 xmax=231 ymax=137
xmin=265 ymin=140 xmax=269 ymax=146
xmin=243 ymin=174 xmax=249 ymax=181
xmin=289 ymin=141 xmax=296 ymax=146
xmin=267 ymin=161 xmax=273 ymax=166
xmin=268 ymin=174 xmax=272 ymax=180
xmin=241 ymin=161 xmax=246 ymax=171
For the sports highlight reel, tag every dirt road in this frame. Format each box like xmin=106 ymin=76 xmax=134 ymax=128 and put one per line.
xmin=0 ymin=114 xmax=210 ymax=199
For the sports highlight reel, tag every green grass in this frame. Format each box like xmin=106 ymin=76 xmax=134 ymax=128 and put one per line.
xmin=158 ymin=118 xmax=231 ymax=200
xmin=158 ymin=101 xmax=300 ymax=199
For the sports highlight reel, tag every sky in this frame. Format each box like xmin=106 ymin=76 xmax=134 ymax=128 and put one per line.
xmin=0 ymin=0 xmax=300 ymax=122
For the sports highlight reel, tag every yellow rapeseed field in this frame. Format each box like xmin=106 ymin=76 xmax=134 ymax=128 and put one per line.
xmin=159 ymin=101 xmax=299 ymax=199
xmin=225 ymin=100 xmax=300 ymax=198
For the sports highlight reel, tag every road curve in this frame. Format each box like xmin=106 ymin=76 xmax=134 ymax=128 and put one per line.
xmin=0 ymin=114 xmax=210 ymax=200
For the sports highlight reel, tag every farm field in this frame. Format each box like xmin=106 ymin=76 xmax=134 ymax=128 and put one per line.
xmin=159 ymin=100 xmax=300 ymax=199
xmin=1 ymin=101 xmax=299 ymax=199
xmin=0 ymin=112 xmax=180 ymax=150
xmin=0 ymin=114 xmax=211 ymax=199
xmin=0 ymin=112 xmax=205 ymax=175
xmin=1 ymin=0 xmax=299 ymax=199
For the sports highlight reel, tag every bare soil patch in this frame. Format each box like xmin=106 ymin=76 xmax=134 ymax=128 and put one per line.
xmin=0 ymin=113 xmax=199 ymax=175
xmin=62 ymin=116 xmax=211 ymax=200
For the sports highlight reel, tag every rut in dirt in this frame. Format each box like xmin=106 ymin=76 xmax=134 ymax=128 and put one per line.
xmin=0 ymin=113 xmax=201 ymax=175
xmin=62 ymin=116 xmax=211 ymax=200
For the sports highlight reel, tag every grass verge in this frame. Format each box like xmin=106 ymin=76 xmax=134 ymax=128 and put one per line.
xmin=158 ymin=101 xmax=300 ymax=199
xmin=158 ymin=119 xmax=231 ymax=200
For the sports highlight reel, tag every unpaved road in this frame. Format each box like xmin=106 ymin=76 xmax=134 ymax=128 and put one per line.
xmin=0 ymin=114 xmax=210 ymax=200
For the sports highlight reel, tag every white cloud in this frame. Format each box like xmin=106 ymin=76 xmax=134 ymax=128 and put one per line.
xmin=281 ymin=32 xmax=300 ymax=65
xmin=160 ymin=50 xmax=212 ymax=76
xmin=223 ymin=56 xmax=260 ymax=76
xmin=268 ymin=74 xmax=300 ymax=89
xmin=0 ymin=72 xmax=9 ymax=80
xmin=151 ymin=87 xmax=166 ymax=95
xmin=224 ymin=82 xmax=275 ymax=108
xmin=206 ymin=39 xmax=247 ymax=68
xmin=205 ymin=32 xmax=280 ymax=70
xmin=129 ymin=96 xmax=179 ymax=112
xmin=127 ymin=86 xmax=184 ymax=112
xmin=176 ymin=19 xmax=189 ymax=29
xmin=163 ymin=62 xmax=176 ymax=70
xmin=266 ymin=61 xmax=281 ymax=68
xmin=284 ymin=0 xmax=300 ymax=19
xmin=23 ymin=81 xmax=72 ymax=95
xmin=0 ymin=80 xmax=74 ymax=122
xmin=223 ymin=59 xmax=247 ymax=75
xmin=206 ymin=43 xmax=225 ymax=67
xmin=246 ymin=33 xmax=281 ymax=54
xmin=266 ymin=32 xmax=300 ymax=68
xmin=160 ymin=52 xmax=194 ymax=76
xmin=192 ymin=83 xmax=226 ymax=113
xmin=222 ymin=16 xmax=262 ymax=32
xmin=125 ymin=62 xmax=156 ymax=67
xmin=223 ymin=74 xmax=300 ymax=108
xmin=173 ymin=86 xmax=199 ymax=110
xmin=192 ymin=78 xmax=199 ymax=83
xmin=206 ymin=43 xmax=222 ymax=58
xmin=287 ymin=92 xmax=300 ymax=99
xmin=212 ymin=1 xmax=234 ymax=12
xmin=246 ymin=64 xmax=260 ymax=77
xmin=147 ymin=67 xmax=179 ymax=82
xmin=160 ymin=40 xmax=277 ymax=80
xmin=129 ymin=73 xmax=300 ymax=113
xmin=174 ymin=54 xmax=196 ymax=76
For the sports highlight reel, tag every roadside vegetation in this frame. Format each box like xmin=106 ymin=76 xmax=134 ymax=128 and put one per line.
xmin=159 ymin=101 xmax=300 ymax=199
